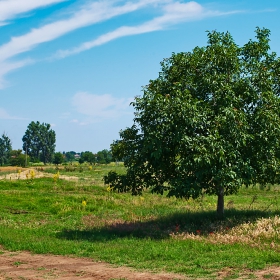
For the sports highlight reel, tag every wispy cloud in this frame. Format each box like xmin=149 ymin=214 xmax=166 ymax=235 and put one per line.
xmin=0 ymin=0 xmax=163 ymax=62
xmin=54 ymin=1 xmax=242 ymax=59
xmin=0 ymin=108 xmax=27 ymax=120
xmin=70 ymin=119 xmax=87 ymax=126
xmin=55 ymin=1 xmax=206 ymax=58
xmin=0 ymin=0 xmax=163 ymax=88
xmin=0 ymin=0 xmax=245 ymax=89
xmin=72 ymin=92 xmax=133 ymax=124
xmin=0 ymin=59 xmax=33 ymax=89
xmin=0 ymin=0 xmax=67 ymax=24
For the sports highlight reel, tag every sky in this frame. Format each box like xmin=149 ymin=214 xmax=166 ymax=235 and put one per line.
xmin=0 ymin=0 xmax=280 ymax=153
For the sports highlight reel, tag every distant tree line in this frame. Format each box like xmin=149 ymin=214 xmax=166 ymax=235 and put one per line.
xmin=0 ymin=121 xmax=113 ymax=167
xmin=53 ymin=149 xmax=112 ymax=165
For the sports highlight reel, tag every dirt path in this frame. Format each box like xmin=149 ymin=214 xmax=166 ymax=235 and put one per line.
xmin=1 ymin=249 xmax=280 ymax=280
xmin=0 ymin=249 xmax=185 ymax=280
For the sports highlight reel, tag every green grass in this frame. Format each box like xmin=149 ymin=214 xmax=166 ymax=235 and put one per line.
xmin=0 ymin=165 xmax=279 ymax=279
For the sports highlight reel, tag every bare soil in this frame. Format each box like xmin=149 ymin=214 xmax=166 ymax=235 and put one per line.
xmin=0 ymin=166 xmax=24 ymax=172
xmin=0 ymin=249 xmax=185 ymax=280
xmin=217 ymin=266 xmax=280 ymax=280
xmin=0 ymin=249 xmax=280 ymax=280
xmin=0 ymin=167 xmax=79 ymax=181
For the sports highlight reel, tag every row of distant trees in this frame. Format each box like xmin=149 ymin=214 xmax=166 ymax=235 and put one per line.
xmin=53 ymin=150 xmax=112 ymax=165
xmin=0 ymin=121 xmax=113 ymax=167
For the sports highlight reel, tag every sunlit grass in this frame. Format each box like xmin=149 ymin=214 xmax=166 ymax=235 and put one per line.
xmin=0 ymin=165 xmax=279 ymax=279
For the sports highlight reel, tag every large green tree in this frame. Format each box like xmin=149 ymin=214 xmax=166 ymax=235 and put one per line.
xmin=22 ymin=121 xmax=56 ymax=164
xmin=53 ymin=152 xmax=64 ymax=165
xmin=107 ymin=28 xmax=280 ymax=217
xmin=79 ymin=151 xmax=96 ymax=164
xmin=0 ymin=133 xmax=12 ymax=166
xmin=64 ymin=151 xmax=76 ymax=162
xmin=97 ymin=149 xmax=112 ymax=164
xmin=10 ymin=150 xmax=29 ymax=167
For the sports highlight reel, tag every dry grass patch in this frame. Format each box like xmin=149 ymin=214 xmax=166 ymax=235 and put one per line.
xmin=171 ymin=215 xmax=280 ymax=251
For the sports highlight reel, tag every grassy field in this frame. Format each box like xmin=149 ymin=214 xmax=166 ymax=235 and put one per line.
xmin=0 ymin=164 xmax=279 ymax=279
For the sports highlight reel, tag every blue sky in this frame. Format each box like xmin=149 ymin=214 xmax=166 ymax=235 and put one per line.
xmin=0 ymin=0 xmax=279 ymax=153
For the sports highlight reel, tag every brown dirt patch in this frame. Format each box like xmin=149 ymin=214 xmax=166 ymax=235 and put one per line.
xmin=0 ymin=249 xmax=185 ymax=280
xmin=0 ymin=249 xmax=280 ymax=280
xmin=254 ymin=268 xmax=280 ymax=280
xmin=0 ymin=168 xmax=79 ymax=181
xmin=217 ymin=266 xmax=280 ymax=280
xmin=0 ymin=166 xmax=27 ymax=173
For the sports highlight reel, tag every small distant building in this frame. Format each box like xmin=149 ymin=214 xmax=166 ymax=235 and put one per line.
xmin=74 ymin=154 xmax=80 ymax=159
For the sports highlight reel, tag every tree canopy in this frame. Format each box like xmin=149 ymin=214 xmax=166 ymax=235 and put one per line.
xmin=0 ymin=133 xmax=12 ymax=166
xmin=79 ymin=151 xmax=95 ymax=164
xmin=64 ymin=151 xmax=76 ymax=162
xmin=10 ymin=150 xmax=29 ymax=167
xmin=53 ymin=152 xmax=64 ymax=165
xmin=22 ymin=121 xmax=56 ymax=164
xmin=106 ymin=28 xmax=280 ymax=217
xmin=97 ymin=149 xmax=112 ymax=164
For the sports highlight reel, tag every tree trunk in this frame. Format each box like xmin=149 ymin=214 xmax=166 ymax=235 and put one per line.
xmin=217 ymin=186 xmax=224 ymax=218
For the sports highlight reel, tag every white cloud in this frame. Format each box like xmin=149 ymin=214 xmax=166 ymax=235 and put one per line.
xmin=55 ymin=1 xmax=239 ymax=59
xmin=0 ymin=0 xmax=163 ymax=63
xmin=0 ymin=108 xmax=26 ymax=120
xmin=0 ymin=59 xmax=33 ymax=89
xmin=0 ymin=0 xmax=67 ymax=24
xmin=70 ymin=119 xmax=87 ymax=126
xmin=72 ymin=92 xmax=133 ymax=123
xmin=70 ymin=119 xmax=79 ymax=123
xmin=0 ymin=0 xmax=163 ymax=88
xmin=55 ymin=23 xmax=160 ymax=58
xmin=0 ymin=0 xmax=245 ymax=89
xmin=60 ymin=112 xmax=70 ymax=119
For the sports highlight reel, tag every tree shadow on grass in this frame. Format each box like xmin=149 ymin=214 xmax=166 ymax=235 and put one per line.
xmin=56 ymin=209 xmax=280 ymax=242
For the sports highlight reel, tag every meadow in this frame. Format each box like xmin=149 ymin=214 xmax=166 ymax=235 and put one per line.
xmin=0 ymin=164 xmax=279 ymax=279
